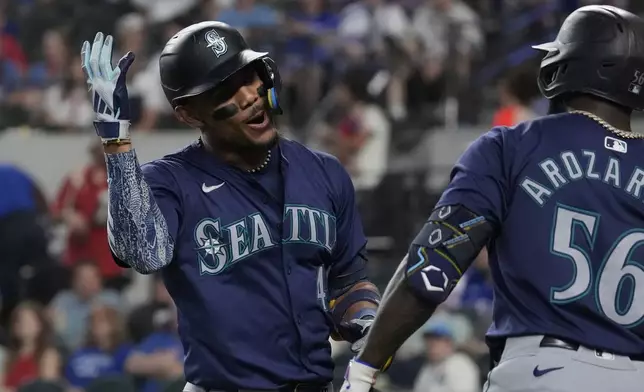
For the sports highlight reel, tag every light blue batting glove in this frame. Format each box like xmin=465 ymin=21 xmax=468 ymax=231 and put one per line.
xmin=81 ymin=32 xmax=135 ymax=143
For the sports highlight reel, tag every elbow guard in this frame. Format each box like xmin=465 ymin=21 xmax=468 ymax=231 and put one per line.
xmin=330 ymin=282 xmax=381 ymax=343
xmin=405 ymin=204 xmax=494 ymax=304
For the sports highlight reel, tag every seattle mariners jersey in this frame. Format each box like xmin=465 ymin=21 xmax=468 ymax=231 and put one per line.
xmin=437 ymin=112 xmax=644 ymax=355
xmin=127 ymin=138 xmax=366 ymax=389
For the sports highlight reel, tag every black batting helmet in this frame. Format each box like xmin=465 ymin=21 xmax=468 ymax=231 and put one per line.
xmin=159 ymin=21 xmax=281 ymax=113
xmin=534 ymin=5 xmax=644 ymax=111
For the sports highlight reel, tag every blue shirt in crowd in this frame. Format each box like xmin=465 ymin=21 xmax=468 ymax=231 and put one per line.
xmin=136 ymin=332 xmax=183 ymax=392
xmin=65 ymin=344 xmax=133 ymax=388
xmin=0 ymin=164 xmax=36 ymax=219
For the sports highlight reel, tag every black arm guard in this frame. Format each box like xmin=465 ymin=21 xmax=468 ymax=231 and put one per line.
xmin=404 ymin=204 xmax=495 ymax=303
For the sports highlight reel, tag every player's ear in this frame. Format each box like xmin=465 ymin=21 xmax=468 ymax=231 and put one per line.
xmin=174 ymin=104 xmax=204 ymax=129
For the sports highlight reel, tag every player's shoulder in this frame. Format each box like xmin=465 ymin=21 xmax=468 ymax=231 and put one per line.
xmin=280 ymin=138 xmax=347 ymax=174
xmin=477 ymin=113 xmax=588 ymax=153
xmin=505 ymin=112 xmax=588 ymax=138
xmin=280 ymin=138 xmax=352 ymax=197
xmin=140 ymin=142 xmax=199 ymax=183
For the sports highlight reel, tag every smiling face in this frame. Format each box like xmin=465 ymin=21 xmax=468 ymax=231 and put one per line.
xmin=175 ymin=63 xmax=278 ymax=152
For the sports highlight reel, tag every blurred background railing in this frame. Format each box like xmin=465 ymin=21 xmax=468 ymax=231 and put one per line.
xmin=0 ymin=0 xmax=642 ymax=392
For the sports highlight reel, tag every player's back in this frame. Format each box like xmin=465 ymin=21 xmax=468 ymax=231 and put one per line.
xmin=486 ymin=112 xmax=644 ymax=355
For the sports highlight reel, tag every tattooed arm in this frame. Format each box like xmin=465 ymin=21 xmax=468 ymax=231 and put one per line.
xmin=80 ymin=32 xmax=177 ymax=273
xmin=105 ymin=149 xmax=178 ymax=274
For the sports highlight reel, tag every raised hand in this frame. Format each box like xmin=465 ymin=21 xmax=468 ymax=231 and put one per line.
xmin=81 ymin=32 xmax=135 ymax=143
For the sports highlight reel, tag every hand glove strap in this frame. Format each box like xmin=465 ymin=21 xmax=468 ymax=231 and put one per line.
xmin=346 ymin=358 xmax=379 ymax=386
xmin=94 ymin=120 xmax=131 ymax=142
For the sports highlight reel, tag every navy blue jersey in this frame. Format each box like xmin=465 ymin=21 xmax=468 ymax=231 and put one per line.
xmin=136 ymin=139 xmax=367 ymax=389
xmin=438 ymin=112 xmax=644 ymax=355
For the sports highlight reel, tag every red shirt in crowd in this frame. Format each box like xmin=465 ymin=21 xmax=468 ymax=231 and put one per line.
xmin=52 ymin=163 xmax=120 ymax=278
xmin=1 ymin=33 xmax=27 ymax=71
xmin=492 ymin=104 xmax=535 ymax=127
xmin=5 ymin=354 xmax=38 ymax=389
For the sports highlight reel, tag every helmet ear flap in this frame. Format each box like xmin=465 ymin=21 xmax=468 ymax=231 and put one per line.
xmin=537 ymin=62 xmax=570 ymax=99
xmin=254 ymin=57 xmax=282 ymax=114
xmin=254 ymin=57 xmax=281 ymax=92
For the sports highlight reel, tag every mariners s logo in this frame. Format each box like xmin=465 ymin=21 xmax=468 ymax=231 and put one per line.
xmin=205 ymin=29 xmax=227 ymax=57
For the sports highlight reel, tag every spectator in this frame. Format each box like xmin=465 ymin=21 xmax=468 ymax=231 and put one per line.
xmin=337 ymin=0 xmax=411 ymax=62
xmin=200 ymin=0 xmax=227 ymax=19
xmin=13 ymin=0 xmax=65 ymax=63
xmin=114 ymin=12 xmax=149 ymax=127
xmin=216 ymin=0 xmax=281 ymax=37
xmin=39 ymin=53 xmax=94 ymax=130
xmin=26 ymin=28 xmax=69 ymax=89
xmin=52 ymin=141 xmax=127 ymax=286
xmin=337 ymin=0 xmax=414 ymax=122
xmin=49 ymin=262 xmax=121 ymax=351
xmin=412 ymin=322 xmax=479 ymax=392
xmin=443 ymin=249 xmax=492 ymax=371
xmin=127 ymin=275 xmax=174 ymax=344
xmin=129 ymin=0 xmax=198 ymax=25
xmin=0 ymin=8 xmax=26 ymax=71
xmin=125 ymin=302 xmax=183 ymax=392
xmin=65 ymin=304 xmax=132 ymax=391
xmin=445 ymin=248 xmax=493 ymax=318
xmin=0 ymin=34 xmax=27 ymax=127
xmin=1 ymin=302 xmax=61 ymax=392
xmin=412 ymin=0 xmax=483 ymax=70
xmin=128 ymin=17 xmax=185 ymax=131
xmin=0 ymin=164 xmax=50 ymax=324
xmin=408 ymin=0 xmax=483 ymax=120
xmin=10 ymin=27 xmax=70 ymax=126
xmin=281 ymin=0 xmax=338 ymax=130
xmin=322 ymin=68 xmax=390 ymax=190
xmin=492 ymin=68 xmax=539 ymax=127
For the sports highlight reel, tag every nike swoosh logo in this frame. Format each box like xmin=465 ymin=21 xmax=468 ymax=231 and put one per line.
xmin=202 ymin=182 xmax=225 ymax=193
xmin=533 ymin=365 xmax=564 ymax=377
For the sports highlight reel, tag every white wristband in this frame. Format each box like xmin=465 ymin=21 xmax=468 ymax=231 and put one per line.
xmin=347 ymin=358 xmax=379 ymax=385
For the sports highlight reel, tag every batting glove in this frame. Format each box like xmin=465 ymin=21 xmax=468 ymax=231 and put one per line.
xmin=340 ymin=358 xmax=379 ymax=392
xmin=81 ymin=32 xmax=135 ymax=143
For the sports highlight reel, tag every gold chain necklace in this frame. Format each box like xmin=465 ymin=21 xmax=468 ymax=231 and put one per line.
xmin=247 ymin=150 xmax=272 ymax=173
xmin=570 ymin=110 xmax=644 ymax=140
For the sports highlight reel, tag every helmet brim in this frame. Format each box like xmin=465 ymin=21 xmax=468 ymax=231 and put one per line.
xmin=172 ymin=49 xmax=268 ymax=103
xmin=532 ymin=42 xmax=559 ymax=52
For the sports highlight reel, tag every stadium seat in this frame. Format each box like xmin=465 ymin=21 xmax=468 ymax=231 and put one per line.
xmin=17 ymin=380 xmax=65 ymax=392
xmin=86 ymin=375 xmax=137 ymax=392
xmin=163 ymin=377 xmax=186 ymax=392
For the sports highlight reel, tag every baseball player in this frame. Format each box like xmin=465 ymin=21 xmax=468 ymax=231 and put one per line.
xmin=80 ymin=22 xmax=381 ymax=391
xmin=340 ymin=5 xmax=644 ymax=392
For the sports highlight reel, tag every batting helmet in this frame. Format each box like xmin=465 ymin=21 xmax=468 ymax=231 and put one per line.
xmin=533 ymin=5 xmax=644 ymax=111
xmin=159 ymin=21 xmax=281 ymax=114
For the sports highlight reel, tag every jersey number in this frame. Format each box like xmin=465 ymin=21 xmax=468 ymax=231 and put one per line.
xmin=551 ymin=204 xmax=644 ymax=327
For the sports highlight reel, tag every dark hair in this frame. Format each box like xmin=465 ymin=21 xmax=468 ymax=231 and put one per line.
xmin=339 ymin=67 xmax=378 ymax=103
xmin=85 ymin=304 xmax=127 ymax=352
xmin=5 ymin=302 xmax=55 ymax=373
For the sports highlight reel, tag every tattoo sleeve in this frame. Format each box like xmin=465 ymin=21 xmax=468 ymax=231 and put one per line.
xmin=105 ymin=150 xmax=174 ymax=273
xmin=358 ymin=256 xmax=436 ymax=368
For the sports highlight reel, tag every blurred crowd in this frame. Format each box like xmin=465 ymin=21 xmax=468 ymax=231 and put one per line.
xmin=0 ymin=0 xmax=641 ymax=391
